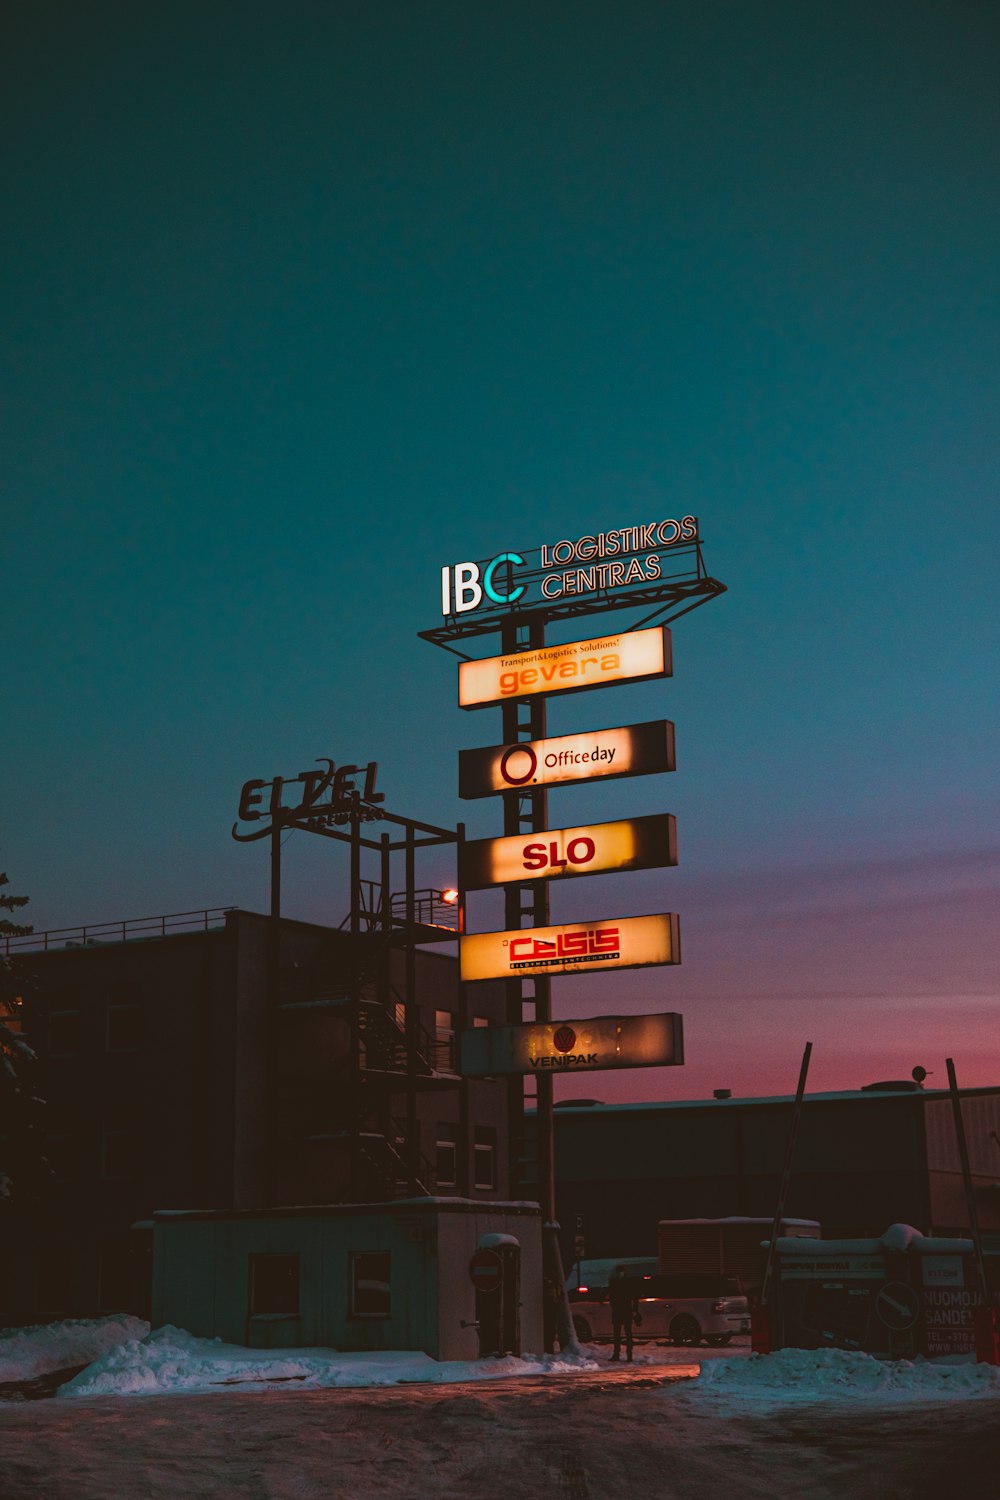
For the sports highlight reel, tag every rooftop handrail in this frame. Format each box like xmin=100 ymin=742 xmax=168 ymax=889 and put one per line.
xmin=1 ymin=906 xmax=238 ymax=955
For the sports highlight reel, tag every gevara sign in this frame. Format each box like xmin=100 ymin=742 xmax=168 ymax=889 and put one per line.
xmin=458 ymin=720 xmax=675 ymax=799
xmin=232 ymin=760 xmax=384 ymax=842
xmin=458 ymin=627 xmax=671 ymax=709
xmin=440 ymin=518 xmax=699 ymax=615
xmin=460 ymin=1012 xmax=684 ymax=1077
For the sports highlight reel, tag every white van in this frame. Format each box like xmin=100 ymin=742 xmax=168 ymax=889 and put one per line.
xmin=569 ymin=1271 xmax=750 ymax=1347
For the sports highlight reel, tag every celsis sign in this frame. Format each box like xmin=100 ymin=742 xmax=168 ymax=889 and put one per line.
xmin=440 ymin=517 xmax=699 ymax=614
xmin=460 ymin=1013 xmax=684 ymax=1077
xmin=460 ymin=912 xmax=681 ymax=981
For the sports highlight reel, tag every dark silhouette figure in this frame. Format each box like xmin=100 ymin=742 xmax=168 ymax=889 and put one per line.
xmin=608 ymin=1265 xmax=641 ymax=1362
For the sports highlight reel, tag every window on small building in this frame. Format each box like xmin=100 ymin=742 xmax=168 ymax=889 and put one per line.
xmin=435 ymin=1009 xmax=455 ymax=1070
xmin=351 ymin=1252 xmax=391 ymax=1317
xmin=393 ymin=1001 xmax=407 ymax=1033
xmin=48 ymin=1010 xmax=83 ymax=1056
xmin=107 ymin=1002 xmax=142 ymax=1052
xmin=473 ymin=1015 xmax=491 ymax=1028
xmin=473 ymin=1127 xmax=497 ymax=1191
xmin=249 ymin=1253 xmax=301 ymax=1317
xmin=435 ymin=1124 xmax=459 ymax=1188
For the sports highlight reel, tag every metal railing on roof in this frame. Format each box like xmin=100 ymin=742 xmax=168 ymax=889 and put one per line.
xmin=1 ymin=907 xmax=238 ymax=955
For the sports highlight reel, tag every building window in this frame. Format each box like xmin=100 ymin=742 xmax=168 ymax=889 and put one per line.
xmin=45 ymin=1133 xmax=77 ymax=1183
xmin=48 ymin=1010 xmax=83 ymax=1056
xmin=351 ymin=1252 xmax=391 ymax=1317
xmin=107 ymin=1002 xmax=141 ymax=1052
xmin=249 ymin=1253 xmax=300 ymax=1317
xmin=393 ymin=1001 xmax=407 ymax=1032
xmin=435 ymin=1010 xmax=455 ymax=1071
xmin=99 ymin=1233 xmax=135 ymax=1312
xmin=435 ymin=1124 xmax=458 ymax=1188
xmin=102 ymin=1129 xmax=139 ymax=1180
xmin=473 ymin=1015 xmax=491 ymax=1028
xmin=473 ymin=1127 xmax=497 ymax=1191
xmin=37 ymin=1240 xmax=74 ymax=1315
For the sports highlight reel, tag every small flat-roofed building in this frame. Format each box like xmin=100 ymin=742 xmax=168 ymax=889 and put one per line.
xmin=153 ymin=1198 xmax=543 ymax=1361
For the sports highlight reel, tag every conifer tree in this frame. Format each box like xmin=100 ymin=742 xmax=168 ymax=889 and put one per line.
xmin=0 ymin=870 xmax=47 ymax=1202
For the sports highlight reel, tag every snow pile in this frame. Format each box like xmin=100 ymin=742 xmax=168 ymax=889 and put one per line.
xmin=0 ymin=1315 xmax=150 ymax=1383
xmin=691 ymin=1346 xmax=1000 ymax=1410
xmin=58 ymin=1324 xmax=599 ymax=1398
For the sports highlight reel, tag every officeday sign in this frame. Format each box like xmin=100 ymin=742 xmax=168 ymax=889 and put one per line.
xmin=458 ymin=626 xmax=671 ymax=709
xmin=460 ymin=1012 xmax=684 ymax=1077
xmin=460 ymin=913 xmax=681 ymax=982
xmin=459 ymin=813 xmax=677 ymax=890
xmin=440 ymin=517 xmax=699 ymax=616
xmin=458 ymin=719 xmax=675 ymax=798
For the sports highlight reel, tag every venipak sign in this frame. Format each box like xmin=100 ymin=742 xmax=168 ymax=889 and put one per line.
xmin=460 ymin=1012 xmax=684 ymax=1077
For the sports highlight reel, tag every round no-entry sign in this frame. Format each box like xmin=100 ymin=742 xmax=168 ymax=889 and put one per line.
xmin=469 ymin=1248 xmax=503 ymax=1293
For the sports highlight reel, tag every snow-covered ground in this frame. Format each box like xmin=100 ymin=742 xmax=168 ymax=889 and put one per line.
xmin=0 ymin=1315 xmax=149 ymax=1384
xmin=56 ymin=1324 xmax=602 ymax=1397
xmin=684 ymin=1344 xmax=1000 ymax=1412
xmin=2 ymin=1322 xmax=1000 ymax=1498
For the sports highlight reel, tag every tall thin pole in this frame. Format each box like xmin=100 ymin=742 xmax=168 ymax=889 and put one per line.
xmin=946 ymin=1058 xmax=990 ymax=1300
xmin=759 ymin=1041 xmax=813 ymax=1308
xmin=497 ymin=612 xmax=576 ymax=1353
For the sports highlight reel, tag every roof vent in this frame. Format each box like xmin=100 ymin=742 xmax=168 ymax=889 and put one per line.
xmin=713 ymin=1088 xmax=732 ymax=1100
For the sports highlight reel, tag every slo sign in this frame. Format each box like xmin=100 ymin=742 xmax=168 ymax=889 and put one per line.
xmin=460 ymin=1012 xmax=684 ymax=1077
xmin=460 ymin=913 xmax=681 ymax=981
xmin=459 ymin=813 xmax=677 ymax=890
xmin=458 ymin=627 xmax=671 ymax=709
xmin=458 ymin=720 xmax=676 ymax=799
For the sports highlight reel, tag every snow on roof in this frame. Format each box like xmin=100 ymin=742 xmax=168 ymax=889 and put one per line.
xmin=774 ymin=1224 xmax=974 ymax=1255
xmin=659 ymin=1217 xmax=820 ymax=1228
xmin=154 ymin=1198 xmax=541 ymax=1222
xmin=549 ymin=1085 xmax=1000 ymax=1114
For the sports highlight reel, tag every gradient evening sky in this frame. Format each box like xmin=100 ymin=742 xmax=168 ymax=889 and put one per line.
xmin=5 ymin=1 xmax=998 ymax=1103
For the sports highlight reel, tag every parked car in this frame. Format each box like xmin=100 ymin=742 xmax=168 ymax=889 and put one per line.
xmin=569 ymin=1272 xmax=750 ymax=1347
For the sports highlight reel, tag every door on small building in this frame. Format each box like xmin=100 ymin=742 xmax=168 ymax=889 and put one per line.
xmin=476 ymin=1241 xmax=521 ymax=1357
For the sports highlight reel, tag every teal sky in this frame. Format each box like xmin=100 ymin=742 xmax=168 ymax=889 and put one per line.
xmin=5 ymin=1 xmax=998 ymax=1100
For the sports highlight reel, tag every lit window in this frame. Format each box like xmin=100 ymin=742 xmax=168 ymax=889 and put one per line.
xmin=351 ymin=1252 xmax=391 ymax=1317
xmin=436 ymin=1125 xmax=458 ymax=1188
xmin=435 ymin=1010 xmax=456 ymax=1070
xmin=473 ymin=1016 xmax=490 ymax=1028
xmin=249 ymin=1253 xmax=300 ymax=1316
xmin=473 ymin=1127 xmax=497 ymax=1191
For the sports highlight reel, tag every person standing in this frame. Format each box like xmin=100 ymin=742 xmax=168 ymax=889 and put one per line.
xmin=608 ymin=1265 xmax=641 ymax=1362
